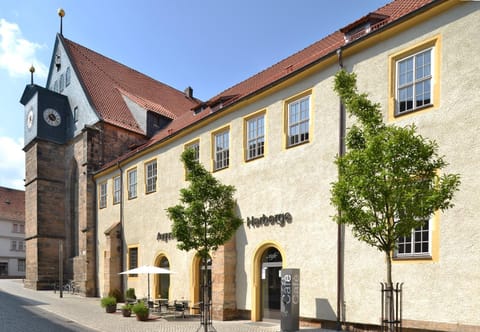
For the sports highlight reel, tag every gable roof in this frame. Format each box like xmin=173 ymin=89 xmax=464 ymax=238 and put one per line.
xmin=96 ymin=0 xmax=439 ymax=171
xmin=61 ymin=36 xmax=200 ymax=134
xmin=0 ymin=187 xmax=25 ymax=222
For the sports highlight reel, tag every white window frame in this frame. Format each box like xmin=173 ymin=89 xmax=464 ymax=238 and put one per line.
xmin=287 ymin=95 xmax=310 ymax=147
xmin=99 ymin=182 xmax=107 ymax=209
xmin=10 ymin=240 xmax=17 ymax=251
xmin=396 ymin=48 xmax=433 ymax=115
xmin=214 ymin=130 xmax=229 ymax=171
xmin=18 ymin=259 xmax=25 ymax=272
xmin=145 ymin=160 xmax=157 ymax=193
xmin=188 ymin=141 xmax=200 ymax=162
xmin=127 ymin=168 xmax=137 ymax=199
xmin=113 ymin=176 xmax=121 ymax=204
xmin=246 ymin=114 xmax=265 ymax=160
xmin=395 ymin=218 xmax=431 ymax=258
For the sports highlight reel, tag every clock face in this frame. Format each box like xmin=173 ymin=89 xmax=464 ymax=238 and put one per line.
xmin=43 ymin=108 xmax=62 ymax=127
xmin=27 ymin=108 xmax=34 ymax=129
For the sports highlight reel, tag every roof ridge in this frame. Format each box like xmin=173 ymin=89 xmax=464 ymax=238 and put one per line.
xmin=64 ymin=38 xmax=194 ymax=100
xmin=65 ymin=39 xmax=141 ymax=101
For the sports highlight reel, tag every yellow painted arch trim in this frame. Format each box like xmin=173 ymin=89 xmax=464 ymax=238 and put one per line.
xmin=153 ymin=252 xmax=171 ymax=300
xmin=251 ymin=241 xmax=286 ymax=322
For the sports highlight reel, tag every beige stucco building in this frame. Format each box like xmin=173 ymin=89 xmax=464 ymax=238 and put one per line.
xmin=21 ymin=0 xmax=479 ymax=331
xmin=95 ymin=1 xmax=480 ymax=330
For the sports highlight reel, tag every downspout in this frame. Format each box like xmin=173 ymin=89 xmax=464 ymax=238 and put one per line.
xmin=93 ymin=181 xmax=98 ymax=297
xmin=336 ymin=48 xmax=346 ymax=331
xmin=117 ymin=162 xmax=125 ymax=295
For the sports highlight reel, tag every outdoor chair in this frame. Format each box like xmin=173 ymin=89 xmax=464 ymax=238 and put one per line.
xmin=173 ymin=300 xmax=186 ymax=318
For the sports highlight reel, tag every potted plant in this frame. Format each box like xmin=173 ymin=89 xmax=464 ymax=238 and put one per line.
xmin=100 ymin=296 xmax=117 ymax=313
xmin=121 ymin=303 xmax=133 ymax=317
xmin=108 ymin=288 xmax=124 ymax=303
xmin=132 ymin=302 xmax=149 ymax=321
xmin=125 ymin=288 xmax=136 ymax=303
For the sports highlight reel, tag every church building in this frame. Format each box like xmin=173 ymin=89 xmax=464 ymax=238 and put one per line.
xmin=20 ymin=0 xmax=480 ymax=330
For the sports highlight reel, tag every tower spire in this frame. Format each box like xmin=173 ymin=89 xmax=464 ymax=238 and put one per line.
xmin=58 ymin=8 xmax=65 ymax=35
xmin=29 ymin=65 xmax=35 ymax=85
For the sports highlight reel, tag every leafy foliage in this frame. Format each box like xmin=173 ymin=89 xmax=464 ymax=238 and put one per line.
xmin=166 ymin=148 xmax=243 ymax=259
xmin=331 ymin=70 xmax=460 ymax=283
xmin=132 ymin=302 xmax=149 ymax=315
xmin=100 ymin=296 xmax=117 ymax=308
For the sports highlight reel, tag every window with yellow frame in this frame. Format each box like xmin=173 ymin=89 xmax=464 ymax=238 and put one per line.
xmin=127 ymin=246 xmax=138 ymax=277
xmin=184 ymin=139 xmax=200 ymax=179
xmin=212 ymin=126 xmax=230 ymax=171
xmin=99 ymin=182 xmax=107 ymax=209
xmin=145 ymin=159 xmax=157 ymax=194
xmin=244 ymin=110 xmax=266 ymax=161
xmin=127 ymin=167 xmax=137 ymax=200
xmin=389 ymin=36 xmax=441 ymax=119
xmin=284 ymin=90 xmax=312 ymax=148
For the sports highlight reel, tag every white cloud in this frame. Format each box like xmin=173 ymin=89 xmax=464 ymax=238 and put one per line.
xmin=0 ymin=136 xmax=25 ymax=190
xmin=0 ymin=18 xmax=48 ymax=79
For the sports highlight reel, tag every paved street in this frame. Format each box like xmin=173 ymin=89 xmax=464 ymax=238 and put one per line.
xmin=0 ymin=288 xmax=95 ymax=332
xmin=0 ymin=279 xmax=337 ymax=332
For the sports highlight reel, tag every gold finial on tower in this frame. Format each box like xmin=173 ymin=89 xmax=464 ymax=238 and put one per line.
xmin=29 ymin=65 xmax=35 ymax=85
xmin=58 ymin=8 xmax=65 ymax=35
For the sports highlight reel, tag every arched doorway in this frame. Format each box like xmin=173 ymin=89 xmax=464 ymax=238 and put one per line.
xmin=261 ymin=247 xmax=282 ymax=319
xmin=191 ymin=254 xmax=212 ymax=311
xmin=252 ymin=243 xmax=285 ymax=322
xmin=154 ymin=255 xmax=170 ymax=300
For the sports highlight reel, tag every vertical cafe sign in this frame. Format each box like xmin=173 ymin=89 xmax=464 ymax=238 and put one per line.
xmin=280 ymin=268 xmax=300 ymax=332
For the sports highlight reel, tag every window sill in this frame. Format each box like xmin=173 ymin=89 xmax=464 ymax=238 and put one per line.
xmin=286 ymin=140 xmax=309 ymax=149
xmin=394 ymin=103 xmax=433 ymax=118
xmin=393 ymin=254 xmax=432 ymax=261
xmin=213 ymin=166 xmax=229 ymax=172
xmin=245 ymin=155 xmax=264 ymax=163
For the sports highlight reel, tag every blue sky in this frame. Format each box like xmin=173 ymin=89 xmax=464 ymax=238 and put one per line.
xmin=0 ymin=0 xmax=390 ymax=190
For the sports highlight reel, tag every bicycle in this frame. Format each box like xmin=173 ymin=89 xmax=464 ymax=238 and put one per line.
xmin=63 ymin=280 xmax=78 ymax=294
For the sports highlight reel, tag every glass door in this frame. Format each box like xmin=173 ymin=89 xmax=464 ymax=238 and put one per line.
xmin=261 ymin=247 xmax=282 ymax=320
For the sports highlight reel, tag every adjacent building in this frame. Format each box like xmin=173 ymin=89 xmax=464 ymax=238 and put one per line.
xmin=20 ymin=0 xmax=480 ymax=330
xmin=0 ymin=187 xmax=26 ymax=278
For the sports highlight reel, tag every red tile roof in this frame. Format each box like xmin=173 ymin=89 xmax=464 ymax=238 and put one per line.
xmin=144 ymin=0 xmax=436 ymax=143
xmin=62 ymin=37 xmax=200 ymax=134
xmin=87 ymin=0 xmax=437 ymax=171
xmin=0 ymin=187 xmax=25 ymax=222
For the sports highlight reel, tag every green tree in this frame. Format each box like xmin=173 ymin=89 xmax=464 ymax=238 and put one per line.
xmin=166 ymin=148 xmax=242 ymax=331
xmin=331 ymin=69 xmax=460 ymax=287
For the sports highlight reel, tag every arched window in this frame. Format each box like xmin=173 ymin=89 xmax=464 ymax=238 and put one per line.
xmin=156 ymin=256 xmax=170 ymax=299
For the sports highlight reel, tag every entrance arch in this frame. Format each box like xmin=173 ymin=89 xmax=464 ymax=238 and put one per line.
xmin=191 ymin=254 xmax=212 ymax=310
xmin=154 ymin=255 xmax=170 ymax=300
xmin=251 ymin=242 xmax=285 ymax=322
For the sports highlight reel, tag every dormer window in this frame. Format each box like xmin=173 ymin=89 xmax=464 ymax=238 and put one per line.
xmin=341 ymin=13 xmax=389 ymax=43
xmin=146 ymin=111 xmax=172 ymax=137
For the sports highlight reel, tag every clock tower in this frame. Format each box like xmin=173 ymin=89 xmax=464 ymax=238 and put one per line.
xmin=20 ymin=83 xmax=71 ymax=290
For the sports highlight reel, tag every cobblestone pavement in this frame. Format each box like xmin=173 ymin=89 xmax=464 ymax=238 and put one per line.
xmin=0 ymin=279 xmax=336 ymax=332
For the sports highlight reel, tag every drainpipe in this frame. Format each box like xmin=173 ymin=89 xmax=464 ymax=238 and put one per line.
xmin=336 ymin=48 xmax=346 ymax=331
xmin=117 ymin=162 xmax=125 ymax=295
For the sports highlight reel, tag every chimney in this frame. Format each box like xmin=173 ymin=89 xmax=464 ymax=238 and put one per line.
xmin=184 ymin=86 xmax=193 ymax=98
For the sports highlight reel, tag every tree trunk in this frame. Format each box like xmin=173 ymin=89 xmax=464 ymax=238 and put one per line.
xmin=203 ymin=255 xmax=208 ymax=332
xmin=385 ymin=252 xmax=394 ymax=332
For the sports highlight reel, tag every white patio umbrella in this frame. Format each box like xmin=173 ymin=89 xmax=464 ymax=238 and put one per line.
xmin=120 ymin=265 xmax=173 ymax=301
